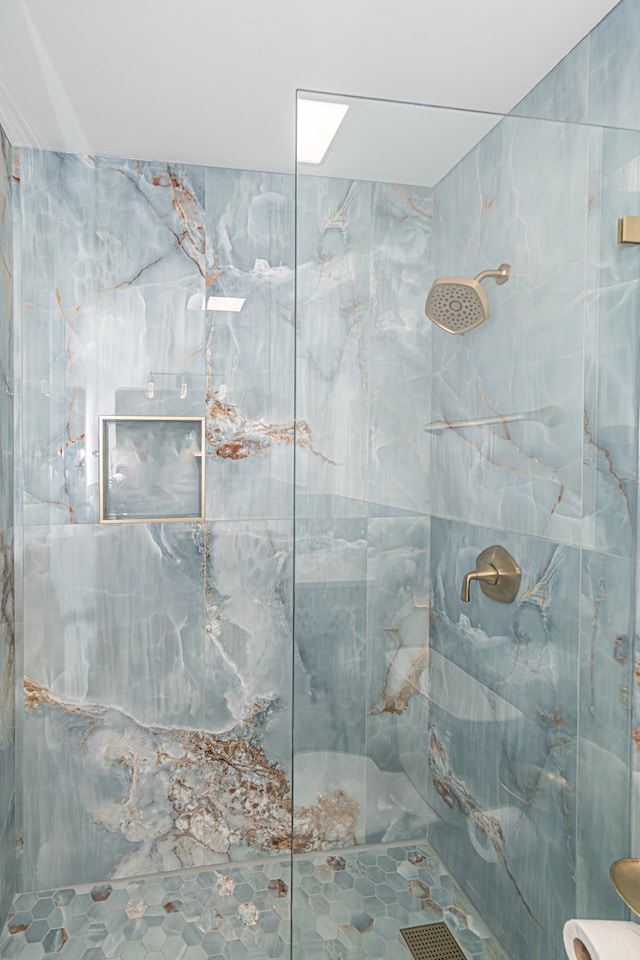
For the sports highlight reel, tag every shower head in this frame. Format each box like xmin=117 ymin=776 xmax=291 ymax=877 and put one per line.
xmin=425 ymin=263 xmax=511 ymax=334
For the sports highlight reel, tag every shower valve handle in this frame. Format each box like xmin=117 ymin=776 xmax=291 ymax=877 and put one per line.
xmin=460 ymin=545 xmax=521 ymax=604
xmin=460 ymin=565 xmax=499 ymax=603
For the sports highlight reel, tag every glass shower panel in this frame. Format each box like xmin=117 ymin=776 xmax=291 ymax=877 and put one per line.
xmin=293 ymin=92 xmax=635 ymax=960
xmin=13 ymin=152 xmax=297 ymax=960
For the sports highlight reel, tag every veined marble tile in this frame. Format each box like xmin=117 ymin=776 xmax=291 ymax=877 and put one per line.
xmin=368 ymin=183 xmax=432 ymax=514
xmin=509 ymin=0 xmax=640 ymax=136
xmin=0 ymin=122 xmax=15 ymax=931
xmin=428 ymin=517 xmax=579 ymax=960
xmin=583 ymin=128 xmax=640 ymax=557
xmin=588 ymin=0 xmax=640 ymax=130
xmin=0 ymin=126 xmax=13 ymax=525
xmin=0 ymin=793 xmax=14 ymax=934
xmin=295 ymin=176 xmax=432 ymax=519
xmin=0 ymin=127 xmax=12 ymax=333
xmin=510 ymin=36 xmax=589 ymax=124
xmin=205 ymin=168 xmax=295 ymax=521
xmin=0 ymin=528 xmax=15 ymax=750
xmin=293 ymin=516 xmax=434 ymax=851
xmin=365 ymin=517 xmax=431 ymax=838
xmin=633 ymin=546 xmax=640 ymax=860
xmin=19 ymin=150 xmax=206 ymax=525
xmin=0 ymin=529 xmax=15 ymax=927
xmin=583 ymin=283 xmax=638 ymax=556
xmin=295 ymin=177 xmax=372 ymax=512
xmin=0 ymin=128 xmax=13 ymax=536
xmin=0 ymin=383 xmax=12 ymax=536
xmin=577 ymin=551 xmax=633 ymax=918
xmin=430 ymin=115 xmax=593 ymax=546
xmin=22 ymin=523 xmax=208 ymax=730
xmin=20 ymin=519 xmax=295 ymax=890
xmin=22 ymin=679 xmax=289 ymax=888
xmin=200 ymin=519 xmax=293 ymax=769
xmin=21 ymin=672 xmax=369 ymax=891
xmin=294 ymin=517 xmax=368 ymax=760
xmin=364 ymin=515 xmax=432 ymax=846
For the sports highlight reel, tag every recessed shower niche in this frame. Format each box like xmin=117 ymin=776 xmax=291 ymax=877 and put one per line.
xmin=99 ymin=416 xmax=205 ymax=522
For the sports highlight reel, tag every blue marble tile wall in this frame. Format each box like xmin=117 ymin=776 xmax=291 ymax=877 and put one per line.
xmin=11 ymin=35 xmax=640 ymax=960
xmin=204 ymin=166 xmax=295 ymax=522
xmin=15 ymin=150 xmax=436 ymax=901
xmin=578 ymin=122 xmax=638 ymax=921
xmin=428 ymin=519 xmax=581 ymax=960
xmin=512 ymin=0 xmax=640 ymax=902
xmin=293 ymin=177 xmax=433 ymax=848
xmin=424 ymin=83 xmax=637 ymax=960
xmin=512 ymin=0 xmax=640 ymax=130
xmin=295 ymin=178 xmax=432 ymax=517
xmin=16 ymin=152 xmax=299 ymax=892
xmin=430 ymin=113 xmax=593 ymax=546
xmin=426 ymin=520 xmax=633 ymax=956
xmin=0 ymin=121 xmax=15 ymax=930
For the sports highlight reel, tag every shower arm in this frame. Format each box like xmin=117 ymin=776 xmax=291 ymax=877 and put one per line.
xmin=474 ymin=263 xmax=511 ymax=285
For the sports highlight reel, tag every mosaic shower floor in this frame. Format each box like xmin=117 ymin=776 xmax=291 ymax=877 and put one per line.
xmin=0 ymin=842 xmax=508 ymax=960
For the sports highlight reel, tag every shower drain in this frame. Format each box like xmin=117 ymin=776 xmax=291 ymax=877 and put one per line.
xmin=400 ymin=922 xmax=467 ymax=960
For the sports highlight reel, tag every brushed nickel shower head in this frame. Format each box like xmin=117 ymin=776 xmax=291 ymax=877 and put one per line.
xmin=425 ymin=263 xmax=511 ymax=334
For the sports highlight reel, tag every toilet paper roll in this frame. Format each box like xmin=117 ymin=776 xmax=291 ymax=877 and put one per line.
xmin=563 ymin=919 xmax=640 ymax=960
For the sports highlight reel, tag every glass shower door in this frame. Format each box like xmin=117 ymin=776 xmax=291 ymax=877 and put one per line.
xmin=291 ymin=91 xmax=636 ymax=960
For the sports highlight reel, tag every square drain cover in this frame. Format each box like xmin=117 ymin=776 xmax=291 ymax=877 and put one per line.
xmin=400 ymin=922 xmax=466 ymax=960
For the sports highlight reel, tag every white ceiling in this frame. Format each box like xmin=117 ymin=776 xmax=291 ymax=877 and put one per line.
xmin=0 ymin=0 xmax=621 ymax=175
